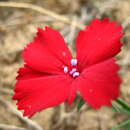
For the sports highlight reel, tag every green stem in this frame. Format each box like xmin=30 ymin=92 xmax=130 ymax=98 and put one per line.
xmin=77 ymin=98 xmax=85 ymax=110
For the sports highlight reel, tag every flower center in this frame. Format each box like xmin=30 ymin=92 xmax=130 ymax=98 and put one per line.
xmin=63 ymin=59 xmax=80 ymax=78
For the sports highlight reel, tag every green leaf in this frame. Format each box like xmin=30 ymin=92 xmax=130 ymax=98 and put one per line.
xmin=113 ymin=98 xmax=130 ymax=115
xmin=112 ymin=103 xmax=130 ymax=115
xmin=77 ymin=98 xmax=85 ymax=110
xmin=116 ymin=98 xmax=130 ymax=111
xmin=112 ymin=104 xmax=122 ymax=113
xmin=111 ymin=120 xmax=130 ymax=130
xmin=112 ymin=99 xmax=130 ymax=130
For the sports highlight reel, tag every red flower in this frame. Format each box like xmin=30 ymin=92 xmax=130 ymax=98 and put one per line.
xmin=13 ymin=18 xmax=124 ymax=117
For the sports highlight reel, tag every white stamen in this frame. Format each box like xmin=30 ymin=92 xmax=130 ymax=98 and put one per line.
xmin=72 ymin=72 xmax=80 ymax=78
xmin=64 ymin=66 xmax=68 ymax=73
xmin=69 ymin=68 xmax=77 ymax=75
xmin=71 ymin=59 xmax=78 ymax=66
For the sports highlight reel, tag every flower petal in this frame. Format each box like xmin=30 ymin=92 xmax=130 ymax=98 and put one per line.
xmin=16 ymin=65 xmax=49 ymax=80
xmin=76 ymin=18 xmax=123 ymax=71
xmin=78 ymin=58 xmax=121 ymax=108
xmin=39 ymin=27 xmax=72 ymax=66
xmin=23 ymin=27 xmax=72 ymax=74
xmin=13 ymin=75 xmax=73 ymax=117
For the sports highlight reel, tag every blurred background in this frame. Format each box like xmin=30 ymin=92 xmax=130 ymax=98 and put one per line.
xmin=0 ymin=0 xmax=130 ymax=130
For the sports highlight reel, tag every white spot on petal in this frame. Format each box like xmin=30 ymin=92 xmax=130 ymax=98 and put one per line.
xmin=97 ymin=38 xmax=101 ymax=40
xmin=27 ymin=105 xmax=31 ymax=109
xmin=62 ymin=52 xmax=66 ymax=56
xmin=89 ymin=89 xmax=93 ymax=93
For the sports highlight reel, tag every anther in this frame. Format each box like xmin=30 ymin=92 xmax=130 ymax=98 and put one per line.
xmin=64 ymin=66 xmax=68 ymax=73
xmin=72 ymin=72 xmax=80 ymax=78
xmin=71 ymin=59 xmax=78 ymax=66
xmin=69 ymin=68 xmax=77 ymax=75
